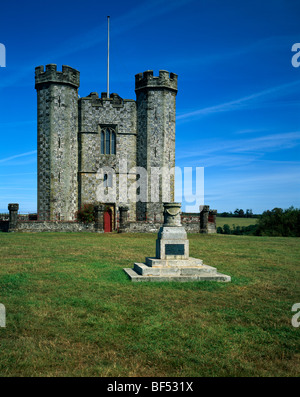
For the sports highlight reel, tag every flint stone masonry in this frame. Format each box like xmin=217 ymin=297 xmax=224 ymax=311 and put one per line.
xmin=5 ymin=65 xmax=217 ymax=234
xmin=4 ymin=201 xmax=216 ymax=234
xmin=35 ymin=65 xmax=178 ymax=227
xmin=36 ymin=65 xmax=79 ymax=221
xmin=15 ymin=221 xmax=97 ymax=233
xmin=124 ymin=203 xmax=230 ymax=282
xmin=8 ymin=203 xmax=19 ymax=231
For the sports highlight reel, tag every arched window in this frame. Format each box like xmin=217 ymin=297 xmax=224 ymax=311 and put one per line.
xmin=101 ymin=127 xmax=116 ymax=155
xmin=103 ymin=172 xmax=113 ymax=188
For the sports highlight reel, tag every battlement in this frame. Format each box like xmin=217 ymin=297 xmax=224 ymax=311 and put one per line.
xmin=35 ymin=64 xmax=80 ymax=89
xmin=135 ymin=70 xmax=177 ymax=93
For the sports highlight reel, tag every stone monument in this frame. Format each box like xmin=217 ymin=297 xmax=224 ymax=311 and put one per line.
xmin=123 ymin=203 xmax=231 ymax=282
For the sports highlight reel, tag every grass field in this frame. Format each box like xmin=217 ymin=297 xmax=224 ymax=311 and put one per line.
xmin=216 ymin=217 xmax=259 ymax=228
xmin=0 ymin=232 xmax=299 ymax=377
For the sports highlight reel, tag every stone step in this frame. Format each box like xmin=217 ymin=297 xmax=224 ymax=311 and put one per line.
xmin=145 ymin=257 xmax=204 ymax=268
xmin=134 ymin=262 xmax=218 ymax=276
xmin=124 ymin=268 xmax=231 ymax=283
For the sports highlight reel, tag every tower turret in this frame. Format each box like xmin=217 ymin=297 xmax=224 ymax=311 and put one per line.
xmin=135 ymin=70 xmax=178 ymax=221
xmin=35 ymin=64 xmax=80 ymax=220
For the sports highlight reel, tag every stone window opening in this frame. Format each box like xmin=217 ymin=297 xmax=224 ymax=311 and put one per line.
xmin=103 ymin=172 xmax=113 ymax=188
xmin=100 ymin=127 xmax=116 ymax=155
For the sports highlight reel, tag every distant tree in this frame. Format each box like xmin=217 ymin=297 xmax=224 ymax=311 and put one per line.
xmin=256 ymin=207 xmax=300 ymax=237
xmin=234 ymin=209 xmax=240 ymax=217
xmin=245 ymin=209 xmax=253 ymax=218
xmin=219 ymin=212 xmax=230 ymax=217
xmin=238 ymin=209 xmax=245 ymax=217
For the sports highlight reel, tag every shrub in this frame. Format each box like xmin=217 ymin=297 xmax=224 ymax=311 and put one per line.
xmin=217 ymin=223 xmax=258 ymax=236
xmin=76 ymin=204 xmax=95 ymax=224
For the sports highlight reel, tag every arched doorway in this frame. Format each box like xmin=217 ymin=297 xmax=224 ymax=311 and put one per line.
xmin=104 ymin=208 xmax=112 ymax=233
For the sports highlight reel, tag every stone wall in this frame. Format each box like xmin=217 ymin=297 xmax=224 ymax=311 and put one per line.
xmin=1 ymin=203 xmax=216 ymax=234
xmin=181 ymin=213 xmax=201 ymax=233
xmin=12 ymin=220 xmax=203 ymax=234
xmin=15 ymin=221 xmax=97 ymax=233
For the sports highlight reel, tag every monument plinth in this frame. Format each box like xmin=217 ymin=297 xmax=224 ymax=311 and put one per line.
xmin=124 ymin=203 xmax=231 ymax=282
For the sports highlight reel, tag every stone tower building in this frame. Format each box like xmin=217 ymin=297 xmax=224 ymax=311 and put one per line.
xmin=35 ymin=65 xmax=178 ymax=228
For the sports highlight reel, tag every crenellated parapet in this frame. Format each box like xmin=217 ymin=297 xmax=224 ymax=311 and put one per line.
xmin=35 ymin=64 xmax=80 ymax=89
xmin=135 ymin=70 xmax=177 ymax=93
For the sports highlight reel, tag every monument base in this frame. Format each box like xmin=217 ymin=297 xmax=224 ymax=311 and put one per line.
xmin=123 ymin=202 xmax=231 ymax=283
xmin=123 ymin=257 xmax=231 ymax=282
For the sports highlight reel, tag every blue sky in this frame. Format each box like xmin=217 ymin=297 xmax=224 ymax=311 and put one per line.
xmin=0 ymin=0 xmax=299 ymax=214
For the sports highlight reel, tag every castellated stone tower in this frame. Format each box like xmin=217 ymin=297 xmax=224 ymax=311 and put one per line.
xmin=35 ymin=64 xmax=177 ymax=226
xmin=35 ymin=64 xmax=80 ymax=220
xmin=135 ymin=70 xmax=178 ymax=221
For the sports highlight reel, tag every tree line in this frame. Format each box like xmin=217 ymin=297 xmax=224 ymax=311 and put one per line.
xmin=217 ymin=209 xmax=256 ymax=218
xmin=217 ymin=207 xmax=300 ymax=237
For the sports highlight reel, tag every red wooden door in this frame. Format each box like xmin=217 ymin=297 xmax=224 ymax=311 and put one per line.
xmin=104 ymin=210 xmax=112 ymax=232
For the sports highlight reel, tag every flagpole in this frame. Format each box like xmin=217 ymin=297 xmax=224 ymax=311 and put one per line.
xmin=107 ymin=16 xmax=110 ymax=97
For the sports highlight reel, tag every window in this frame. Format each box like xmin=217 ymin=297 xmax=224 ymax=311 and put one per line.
xmin=101 ymin=127 xmax=116 ymax=155
xmin=103 ymin=172 xmax=113 ymax=187
xmin=101 ymin=131 xmax=105 ymax=154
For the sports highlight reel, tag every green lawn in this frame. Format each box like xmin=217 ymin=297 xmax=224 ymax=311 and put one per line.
xmin=0 ymin=232 xmax=299 ymax=377
xmin=216 ymin=216 xmax=259 ymax=228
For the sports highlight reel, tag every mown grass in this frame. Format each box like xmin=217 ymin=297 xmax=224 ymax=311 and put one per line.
xmin=0 ymin=232 xmax=299 ymax=377
xmin=216 ymin=217 xmax=259 ymax=228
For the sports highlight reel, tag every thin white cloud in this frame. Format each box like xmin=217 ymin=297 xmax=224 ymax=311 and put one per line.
xmin=0 ymin=120 xmax=35 ymax=127
xmin=0 ymin=150 xmax=37 ymax=164
xmin=0 ymin=187 xmax=36 ymax=190
xmin=176 ymin=131 xmax=300 ymax=160
xmin=231 ymin=132 xmax=300 ymax=153
xmin=177 ymin=80 xmax=300 ymax=121
xmin=235 ymin=128 xmax=266 ymax=135
xmin=209 ymin=170 xmax=300 ymax=188
xmin=171 ymin=34 xmax=296 ymax=68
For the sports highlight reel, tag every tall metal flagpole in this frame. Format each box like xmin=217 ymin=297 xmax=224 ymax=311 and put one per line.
xmin=107 ymin=16 xmax=110 ymax=97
